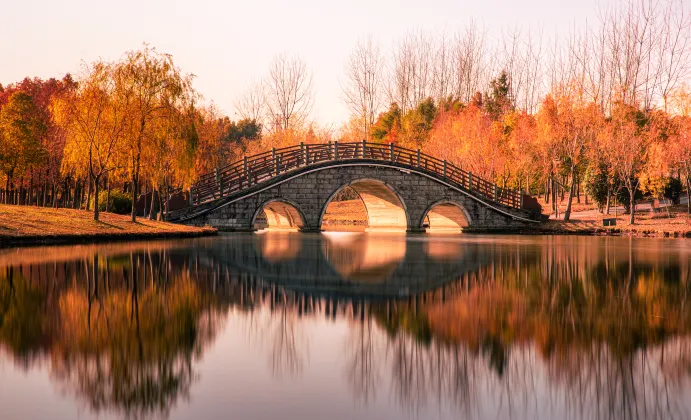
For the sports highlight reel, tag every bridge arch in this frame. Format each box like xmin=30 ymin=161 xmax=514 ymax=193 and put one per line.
xmin=319 ymin=178 xmax=409 ymax=231
xmin=420 ymin=200 xmax=472 ymax=232
xmin=252 ymin=199 xmax=306 ymax=231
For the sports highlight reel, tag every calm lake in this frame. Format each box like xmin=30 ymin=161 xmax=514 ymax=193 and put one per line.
xmin=1 ymin=233 xmax=691 ymax=420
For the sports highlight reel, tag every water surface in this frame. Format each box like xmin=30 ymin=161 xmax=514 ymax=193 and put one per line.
xmin=1 ymin=233 xmax=690 ymax=420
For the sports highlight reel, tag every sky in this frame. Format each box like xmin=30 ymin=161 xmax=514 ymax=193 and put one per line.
xmin=0 ymin=0 xmax=616 ymax=127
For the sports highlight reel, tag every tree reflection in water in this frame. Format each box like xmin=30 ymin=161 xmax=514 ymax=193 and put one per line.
xmin=0 ymin=244 xmax=224 ymax=419
xmin=0 ymin=235 xmax=691 ymax=419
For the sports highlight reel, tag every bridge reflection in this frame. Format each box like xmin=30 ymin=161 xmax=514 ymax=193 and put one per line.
xmin=194 ymin=232 xmax=491 ymax=298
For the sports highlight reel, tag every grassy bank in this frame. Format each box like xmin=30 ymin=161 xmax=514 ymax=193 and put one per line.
xmin=535 ymin=206 xmax=691 ymax=237
xmin=0 ymin=205 xmax=216 ymax=247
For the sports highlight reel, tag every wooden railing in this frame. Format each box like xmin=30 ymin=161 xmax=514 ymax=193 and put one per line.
xmin=188 ymin=141 xmax=524 ymax=210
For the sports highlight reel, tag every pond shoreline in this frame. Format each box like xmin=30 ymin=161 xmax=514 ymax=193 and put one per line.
xmin=516 ymin=227 xmax=691 ymax=238
xmin=0 ymin=229 xmax=218 ymax=248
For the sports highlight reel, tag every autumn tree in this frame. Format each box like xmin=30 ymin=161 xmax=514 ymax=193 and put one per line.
xmin=113 ymin=45 xmax=194 ymax=222
xmin=539 ymin=86 xmax=603 ymax=221
xmin=142 ymin=101 xmax=198 ymax=220
xmin=0 ymin=92 xmax=47 ymax=204
xmin=668 ymin=116 xmax=691 ymax=213
xmin=601 ymin=103 xmax=649 ymax=224
xmin=54 ymin=61 xmax=128 ymax=220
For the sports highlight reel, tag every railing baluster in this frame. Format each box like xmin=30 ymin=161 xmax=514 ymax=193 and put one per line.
xmin=184 ymin=142 xmax=524 ymax=210
xmin=243 ymin=156 xmax=248 ymax=187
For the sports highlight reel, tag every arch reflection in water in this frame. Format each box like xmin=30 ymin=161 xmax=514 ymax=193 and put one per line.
xmin=321 ymin=179 xmax=408 ymax=232
xmin=321 ymin=233 xmax=407 ymax=282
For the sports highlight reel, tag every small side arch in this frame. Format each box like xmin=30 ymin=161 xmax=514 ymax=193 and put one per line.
xmin=252 ymin=199 xmax=307 ymax=231
xmin=319 ymin=178 xmax=410 ymax=231
xmin=420 ymin=200 xmax=472 ymax=232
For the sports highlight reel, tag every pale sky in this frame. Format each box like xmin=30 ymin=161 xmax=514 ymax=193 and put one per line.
xmin=1 ymin=0 xmax=615 ymax=126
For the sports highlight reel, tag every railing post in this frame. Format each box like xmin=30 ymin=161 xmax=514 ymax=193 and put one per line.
xmin=215 ymin=168 xmax=223 ymax=197
xmin=300 ymin=142 xmax=305 ymax=166
xmin=361 ymin=140 xmax=366 ymax=158
xmin=520 ymin=193 xmax=524 ymax=209
xmin=468 ymin=172 xmax=473 ymax=189
xmin=328 ymin=141 xmax=333 ymax=160
xmin=417 ymin=149 xmax=421 ymax=167
xmin=305 ymin=144 xmax=310 ymax=165
xmin=272 ymin=147 xmax=278 ymax=175
xmin=188 ymin=188 xmax=193 ymax=206
xmin=334 ymin=140 xmax=339 ymax=160
xmin=443 ymin=160 xmax=447 ymax=177
xmin=389 ymin=142 xmax=394 ymax=161
xmin=243 ymin=156 xmax=248 ymax=187
xmin=493 ymin=185 xmax=498 ymax=202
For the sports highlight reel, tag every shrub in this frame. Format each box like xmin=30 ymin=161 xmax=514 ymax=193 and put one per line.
xmin=616 ymin=184 xmax=643 ymax=214
xmin=585 ymin=164 xmax=610 ymax=210
xmin=664 ymin=178 xmax=683 ymax=204
xmin=96 ymin=190 xmax=132 ymax=215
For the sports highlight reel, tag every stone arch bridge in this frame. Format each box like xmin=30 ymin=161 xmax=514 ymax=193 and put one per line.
xmin=167 ymin=142 xmax=542 ymax=232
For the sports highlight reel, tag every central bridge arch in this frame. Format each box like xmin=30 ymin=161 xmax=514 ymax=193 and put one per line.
xmin=321 ymin=179 xmax=408 ymax=231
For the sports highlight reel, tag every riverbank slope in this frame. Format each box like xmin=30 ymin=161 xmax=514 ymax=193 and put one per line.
xmin=0 ymin=205 xmax=216 ymax=247
xmin=535 ymin=205 xmax=691 ymax=237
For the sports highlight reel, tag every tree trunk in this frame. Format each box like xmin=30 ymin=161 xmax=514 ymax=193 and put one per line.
xmin=163 ymin=178 xmax=170 ymax=222
xmin=605 ymin=186 xmax=611 ymax=214
xmin=131 ymin=172 xmax=138 ymax=222
xmin=106 ymin=177 xmax=111 ymax=213
xmin=629 ymin=187 xmax=636 ymax=225
xmin=143 ymin=182 xmax=149 ymax=219
xmin=93 ymin=174 xmax=101 ymax=221
xmin=19 ymin=176 xmax=24 ymax=205
xmin=552 ymin=178 xmax=559 ymax=217
xmin=86 ymin=177 xmax=92 ymax=211
xmin=563 ymin=165 xmax=576 ymax=222
xmin=28 ymin=172 xmax=34 ymax=206
xmin=73 ymin=182 xmax=80 ymax=209
xmin=149 ymin=189 xmax=157 ymax=220
xmin=687 ymin=177 xmax=691 ymax=215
